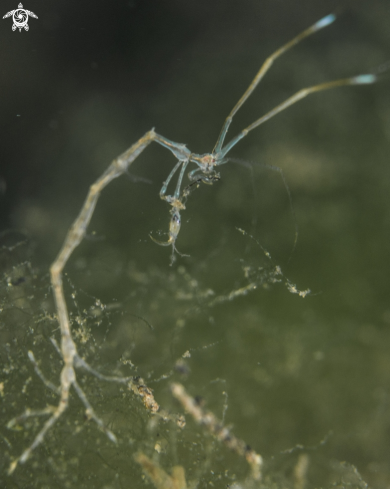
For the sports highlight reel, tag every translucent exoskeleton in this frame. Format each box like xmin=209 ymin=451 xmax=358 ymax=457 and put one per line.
xmin=8 ymin=13 xmax=378 ymax=474
xmin=147 ymin=13 xmax=376 ymax=263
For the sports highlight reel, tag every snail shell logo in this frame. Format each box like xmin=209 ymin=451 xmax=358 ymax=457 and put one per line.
xmin=3 ymin=3 xmax=38 ymax=32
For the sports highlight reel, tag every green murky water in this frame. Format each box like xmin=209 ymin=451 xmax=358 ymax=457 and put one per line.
xmin=1 ymin=1 xmax=390 ymax=487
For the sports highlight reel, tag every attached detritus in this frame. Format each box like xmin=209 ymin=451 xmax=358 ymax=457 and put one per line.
xmin=135 ymin=452 xmax=187 ymax=489
xmin=130 ymin=376 xmax=160 ymax=414
xmin=8 ymin=132 xmax=160 ymax=474
xmin=149 ymin=13 xmax=376 ymax=263
xmin=7 ymin=13 xmax=377 ymax=474
xmin=170 ymin=382 xmax=263 ymax=481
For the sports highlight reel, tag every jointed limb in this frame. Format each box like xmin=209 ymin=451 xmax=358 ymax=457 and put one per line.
xmin=213 ymin=14 xmax=337 ymax=153
xmin=8 ymin=12 xmax=378 ymax=473
xmin=8 ymin=130 xmax=176 ymax=473
xmin=152 ymin=16 xmax=376 ymax=258
xmin=220 ymin=75 xmax=376 ymax=156
xmin=171 ymin=383 xmax=263 ymax=480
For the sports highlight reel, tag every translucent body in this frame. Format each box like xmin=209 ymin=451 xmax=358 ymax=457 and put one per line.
xmin=149 ymin=14 xmax=376 ymax=261
xmin=8 ymin=14 xmax=377 ymax=473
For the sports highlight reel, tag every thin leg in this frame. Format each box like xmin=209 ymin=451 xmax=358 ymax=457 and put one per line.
xmin=75 ymin=355 xmax=134 ymax=384
xmin=173 ymin=160 xmax=190 ymax=199
xmin=50 ymin=337 xmax=62 ymax=356
xmin=8 ymin=130 xmax=172 ymax=474
xmin=8 ymin=381 xmax=71 ymax=474
xmin=28 ymin=351 xmax=60 ymax=394
xmin=7 ymin=407 xmax=55 ymax=430
xmin=220 ymin=74 xmax=376 ymax=157
xmin=160 ymin=160 xmax=182 ymax=200
xmin=72 ymin=380 xmax=117 ymax=443
xmin=213 ymin=14 xmax=336 ymax=153
xmin=171 ymin=383 xmax=263 ymax=480
xmin=153 ymin=134 xmax=191 ymax=161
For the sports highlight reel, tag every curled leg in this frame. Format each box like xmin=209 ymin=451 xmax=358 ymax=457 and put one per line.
xmin=150 ymin=203 xmax=189 ymax=265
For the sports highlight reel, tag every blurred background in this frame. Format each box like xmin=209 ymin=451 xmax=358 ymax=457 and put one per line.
xmin=1 ymin=0 xmax=390 ymax=488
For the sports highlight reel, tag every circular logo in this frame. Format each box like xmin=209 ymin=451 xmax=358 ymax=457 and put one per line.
xmin=12 ymin=7 xmax=28 ymax=31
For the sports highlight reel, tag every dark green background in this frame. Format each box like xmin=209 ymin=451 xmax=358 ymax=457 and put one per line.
xmin=1 ymin=0 xmax=390 ymax=488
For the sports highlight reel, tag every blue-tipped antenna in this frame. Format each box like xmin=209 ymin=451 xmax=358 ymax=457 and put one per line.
xmin=353 ymin=74 xmax=377 ymax=84
xmin=314 ymin=13 xmax=336 ymax=30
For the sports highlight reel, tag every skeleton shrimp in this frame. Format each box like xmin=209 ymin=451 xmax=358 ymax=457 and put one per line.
xmin=8 ymin=13 xmax=377 ymax=474
xmin=148 ymin=13 xmax=376 ymax=263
